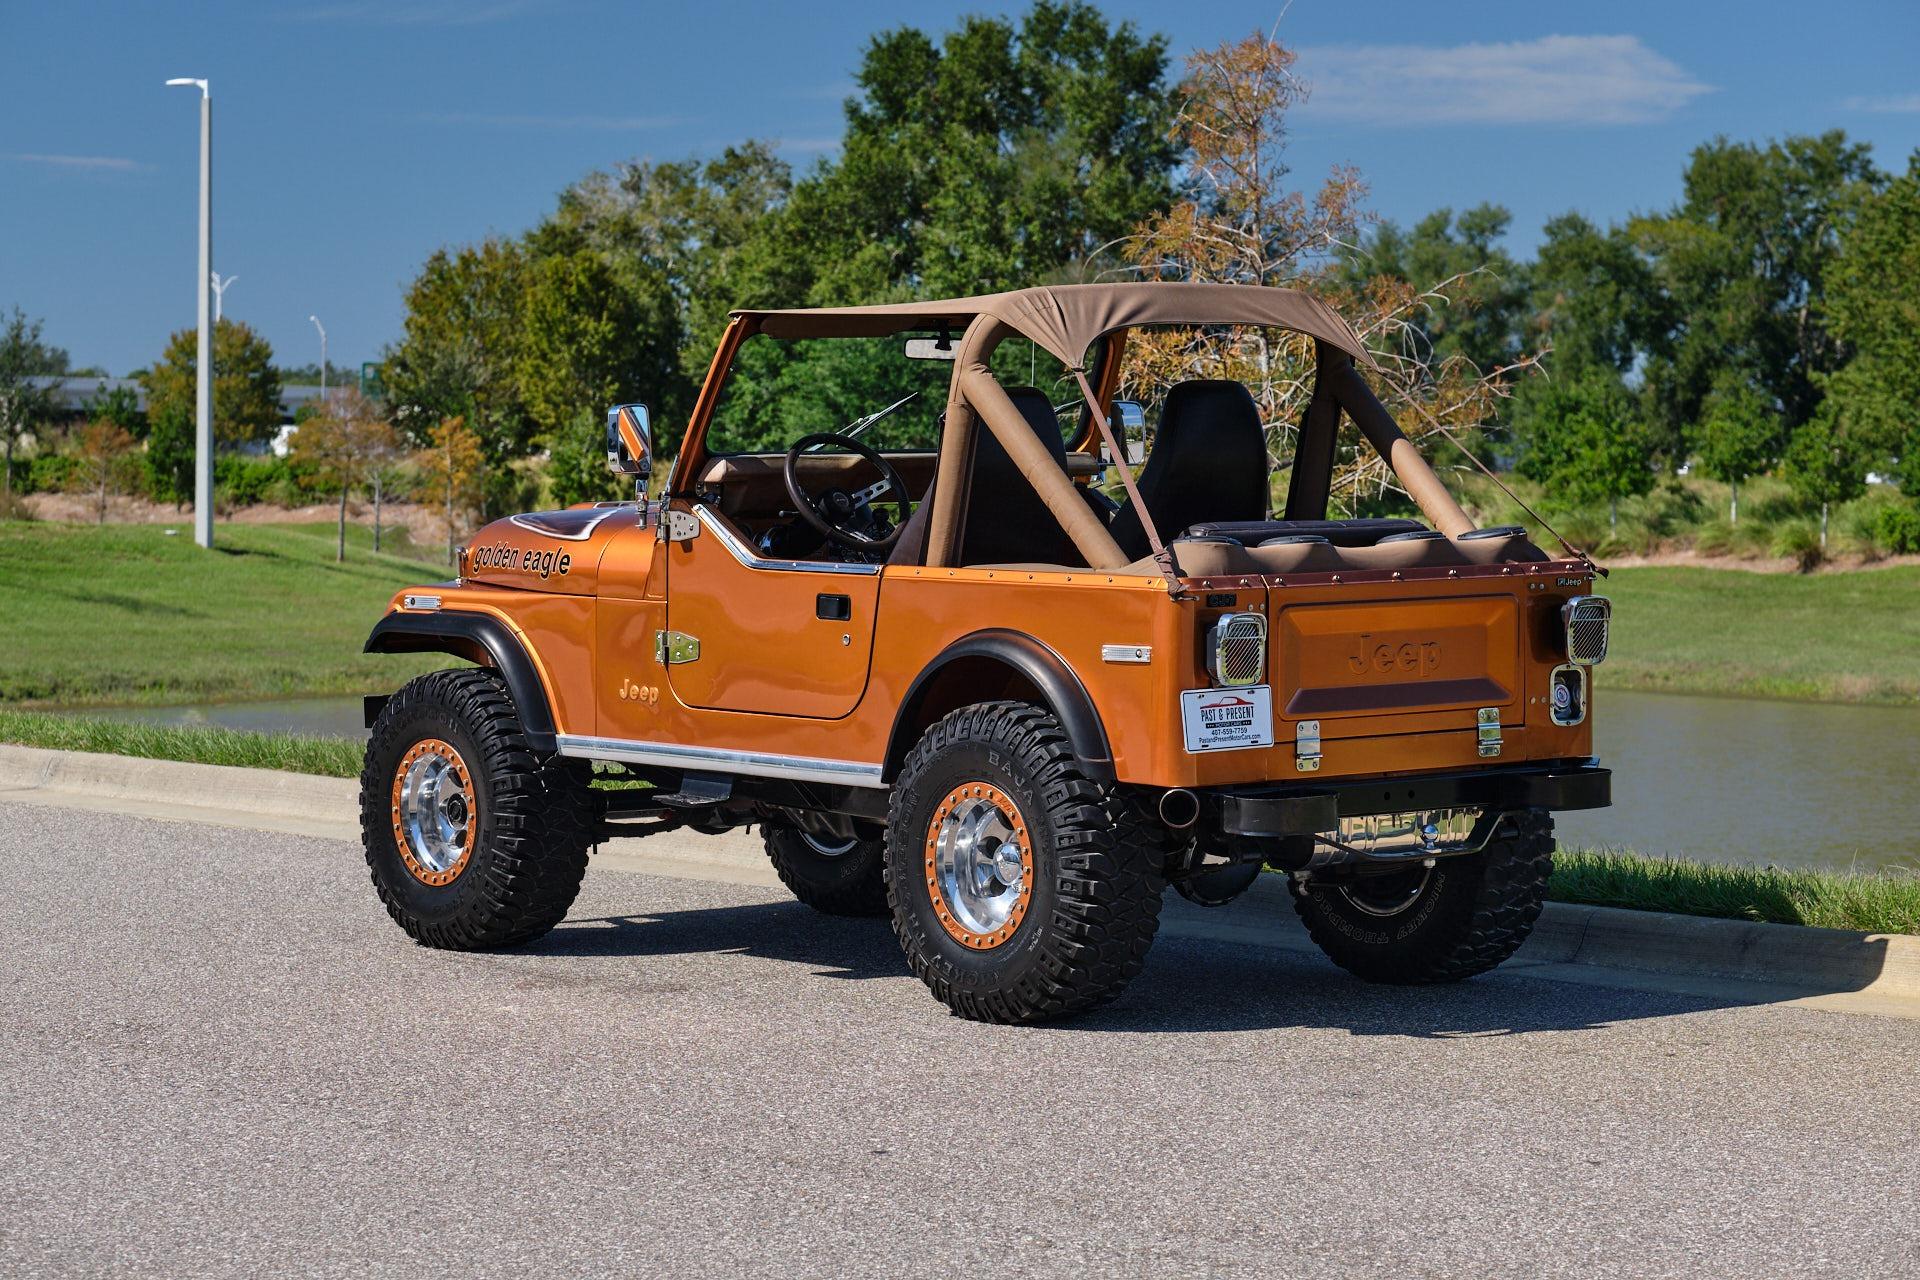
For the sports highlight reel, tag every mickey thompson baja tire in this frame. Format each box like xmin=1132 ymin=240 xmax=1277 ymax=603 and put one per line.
xmin=361 ymin=668 xmax=593 ymax=949
xmin=1287 ymin=809 xmax=1554 ymax=984
xmin=762 ymin=820 xmax=889 ymax=917
xmin=885 ymin=701 xmax=1165 ymax=1024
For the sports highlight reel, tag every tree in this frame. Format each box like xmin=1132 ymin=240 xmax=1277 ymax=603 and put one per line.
xmin=1783 ymin=401 xmax=1869 ymax=547
xmin=362 ymin=422 xmax=409 ymax=556
xmin=381 ymin=238 xmax=531 ymax=500
xmin=67 ymin=419 xmax=139 ymax=524
xmin=769 ymin=2 xmax=1178 ymax=304
xmin=141 ymin=318 xmax=283 ymax=448
xmin=1695 ymin=377 xmax=1782 ymax=523
xmin=1635 ymin=132 xmax=1883 ymax=454
xmin=1824 ymin=152 xmax=1920 ymax=493
xmin=146 ymin=399 xmax=194 ymax=509
xmin=0 ymin=307 xmax=66 ymax=501
xmin=86 ymin=383 xmax=146 ymax=440
xmin=417 ymin=416 xmax=485 ymax=567
xmin=1512 ymin=370 xmax=1653 ymax=532
xmin=1338 ymin=204 xmax=1530 ymax=377
xmin=1119 ymin=30 xmax=1523 ymax=515
xmin=517 ymin=250 xmax=678 ymax=446
xmin=291 ymin=386 xmax=390 ymax=562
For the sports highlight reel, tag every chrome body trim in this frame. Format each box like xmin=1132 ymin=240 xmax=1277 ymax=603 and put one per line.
xmin=401 ymin=594 xmax=442 ymax=611
xmin=691 ymin=503 xmax=882 ymax=577
xmin=508 ymin=507 xmax=629 ymax=542
xmin=555 ymin=733 xmax=887 ymax=788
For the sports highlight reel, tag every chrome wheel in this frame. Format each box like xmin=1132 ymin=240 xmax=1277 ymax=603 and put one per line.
xmin=390 ymin=738 xmax=476 ymax=886
xmin=925 ymin=782 xmax=1032 ymax=950
xmin=800 ymin=831 xmax=859 ymax=858
xmin=1334 ymin=865 xmax=1433 ymax=918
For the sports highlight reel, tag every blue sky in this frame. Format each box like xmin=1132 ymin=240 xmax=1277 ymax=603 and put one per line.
xmin=3 ymin=0 xmax=1916 ymax=377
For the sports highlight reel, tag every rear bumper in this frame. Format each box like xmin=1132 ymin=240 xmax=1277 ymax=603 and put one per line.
xmin=1216 ymin=760 xmax=1610 ymax=838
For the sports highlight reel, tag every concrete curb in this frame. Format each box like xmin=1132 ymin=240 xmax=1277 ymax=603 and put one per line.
xmin=3 ymin=744 xmax=1916 ymax=1008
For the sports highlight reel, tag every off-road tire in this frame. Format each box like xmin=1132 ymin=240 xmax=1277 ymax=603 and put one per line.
xmin=763 ymin=821 xmax=889 ymax=917
xmin=885 ymin=701 xmax=1164 ymax=1024
xmin=361 ymin=668 xmax=593 ymax=949
xmin=1288 ymin=809 xmax=1553 ymax=984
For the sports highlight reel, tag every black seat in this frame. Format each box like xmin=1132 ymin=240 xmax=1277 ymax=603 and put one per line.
xmin=1109 ymin=380 xmax=1267 ymax=562
xmin=957 ymin=388 xmax=1082 ymax=566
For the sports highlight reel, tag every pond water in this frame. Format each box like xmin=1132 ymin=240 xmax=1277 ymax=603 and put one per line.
xmin=57 ymin=687 xmax=1920 ymax=874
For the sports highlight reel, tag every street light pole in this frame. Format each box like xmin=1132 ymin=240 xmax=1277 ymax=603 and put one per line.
xmin=166 ymin=76 xmax=213 ymax=549
xmin=210 ymin=272 xmax=236 ymax=322
xmin=309 ymin=315 xmax=327 ymax=402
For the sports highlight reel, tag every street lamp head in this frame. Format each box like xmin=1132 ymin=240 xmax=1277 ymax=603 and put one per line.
xmin=164 ymin=78 xmax=209 ymax=98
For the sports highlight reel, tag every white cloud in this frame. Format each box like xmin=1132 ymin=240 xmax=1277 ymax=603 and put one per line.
xmin=1843 ymin=93 xmax=1920 ymax=114
xmin=8 ymin=153 xmax=145 ymax=171
xmin=1299 ymin=34 xmax=1712 ymax=127
xmin=291 ymin=1 xmax=541 ymax=26
xmin=422 ymin=112 xmax=681 ymax=131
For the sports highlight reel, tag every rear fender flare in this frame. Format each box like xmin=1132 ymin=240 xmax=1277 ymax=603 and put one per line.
xmin=885 ymin=629 xmax=1113 ymax=784
xmin=363 ymin=611 xmax=558 ymax=752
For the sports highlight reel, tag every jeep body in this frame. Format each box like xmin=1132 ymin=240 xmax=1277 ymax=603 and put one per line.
xmin=362 ymin=283 xmax=1611 ymax=1021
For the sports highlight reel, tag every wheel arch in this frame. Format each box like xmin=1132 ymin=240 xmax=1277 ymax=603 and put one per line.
xmin=364 ymin=611 xmax=558 ymax=752
xmin=884 ymin=629 xmax=1113 ymax=784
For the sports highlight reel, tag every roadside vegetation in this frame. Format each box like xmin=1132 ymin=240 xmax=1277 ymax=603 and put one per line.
xmin=0 ymin=708 xmax=361 ymax=778
xmin=0 ymin=521 xmax=448 ymax=706
xmin=1552 ymin=848 xmax=1920 ymax=937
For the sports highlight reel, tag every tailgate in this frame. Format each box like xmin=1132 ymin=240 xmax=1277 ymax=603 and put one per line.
xmin=1271 ymin=595 xmax=1520 ymax=733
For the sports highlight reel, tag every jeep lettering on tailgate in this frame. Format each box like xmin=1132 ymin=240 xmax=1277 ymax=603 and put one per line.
xmin=1347 ymin=634 xmax=1443 ymax=677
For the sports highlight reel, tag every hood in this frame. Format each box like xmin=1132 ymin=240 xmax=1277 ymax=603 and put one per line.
xmin=461 ymin=504 xmax=639 ymax=596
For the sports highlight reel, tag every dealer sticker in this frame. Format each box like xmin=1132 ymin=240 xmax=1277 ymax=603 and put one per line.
xmin=1180 ymin=685 xmax=1275 ymax=753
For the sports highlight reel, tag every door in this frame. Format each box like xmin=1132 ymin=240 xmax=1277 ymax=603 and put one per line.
xmin=663 ymin=503 xmax=882 ymax=718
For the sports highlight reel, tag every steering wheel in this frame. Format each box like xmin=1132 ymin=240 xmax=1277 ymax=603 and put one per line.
xmin=783 ymin=431 xmax=910 ymax=552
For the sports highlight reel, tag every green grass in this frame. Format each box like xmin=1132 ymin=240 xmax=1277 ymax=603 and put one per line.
xmin=0 ymin=520 xmax=452 ymax=706
xmin=1600 ymin=564 xmax=1920 ymax=703
xmin=1552 ymin=847 xmax=1920 ymax=936
xmin=0 ymin=707 xmax=362 ymax=777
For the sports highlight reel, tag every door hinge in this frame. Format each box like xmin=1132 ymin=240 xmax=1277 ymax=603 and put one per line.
xmin=1295 ymin=719 xmax=1322 ymax=772
xmin=654 ymin=630 xmax=701 ymax=664
xmin=1477 ymin=707 xmax=1503 ymax=757
xmin=662 ymin=509 xmax=699 ymax=543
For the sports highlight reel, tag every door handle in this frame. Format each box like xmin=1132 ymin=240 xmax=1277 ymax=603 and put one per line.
xmin=816 ymin=593 xmax=852 ymax=621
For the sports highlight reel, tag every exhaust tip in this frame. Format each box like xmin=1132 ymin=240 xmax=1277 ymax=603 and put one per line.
xmin=1158 ymin=788 xmax=1200 ymax=830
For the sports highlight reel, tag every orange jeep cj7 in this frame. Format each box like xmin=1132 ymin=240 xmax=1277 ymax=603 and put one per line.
xmin=360 ymin=282 xmax=1612 ymax=1024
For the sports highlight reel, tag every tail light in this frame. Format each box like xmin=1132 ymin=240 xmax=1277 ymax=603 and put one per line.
xmin=1206 ymin=613 xmax=1266 ymax=687
xmin=1562 ymin=595 xmax=1611 ymax=665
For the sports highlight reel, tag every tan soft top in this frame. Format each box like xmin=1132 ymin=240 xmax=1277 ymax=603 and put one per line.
xmin=741 ymin=282 xmax=1373 ymax=371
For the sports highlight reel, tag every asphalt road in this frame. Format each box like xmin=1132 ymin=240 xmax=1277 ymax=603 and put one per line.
xmin=4 ymin=799 xmax=1918 ymax=1278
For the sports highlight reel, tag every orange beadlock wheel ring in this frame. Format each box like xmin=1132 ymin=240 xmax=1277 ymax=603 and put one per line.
xmin=924 ymin=782 xmax=1034 ymax=950
xmin=390 ymin=738 xmax=477 ymax=887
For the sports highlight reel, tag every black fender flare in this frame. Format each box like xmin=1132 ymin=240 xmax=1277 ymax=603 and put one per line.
xmin=885 ymin=629 xmax=1113 ymax=784
xmin=363 ymin=611 xmax=558 ymax=752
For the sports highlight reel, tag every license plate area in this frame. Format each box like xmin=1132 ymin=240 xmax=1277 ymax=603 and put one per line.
xmin=1180 ymin=685 xmax=1275 ymax=753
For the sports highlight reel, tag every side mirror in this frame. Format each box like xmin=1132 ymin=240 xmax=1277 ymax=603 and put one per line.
xmin=1111 ymin=400 xmax=1147 ymax=464
xmin=606 ymin=403 xmax=651 ymax=478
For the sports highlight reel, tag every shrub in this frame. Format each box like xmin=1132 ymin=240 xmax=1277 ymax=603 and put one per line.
xmin=1770 ymin=517 xmax=1824 ymax=571
xmin=1872 ymin=503 xmax=1920 ymax=555
xmin=213 ymin=454 xmax=291 ymax=506
xmin=1692 ymin=520 xmax=1735 ymax=555
xmin=28 ymin=453 xmax=78 ymax=493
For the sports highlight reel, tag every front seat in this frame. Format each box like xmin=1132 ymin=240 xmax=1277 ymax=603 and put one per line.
xmin=1108 ymin=379 xmax=1267 ymax=562
xmin=955 ymin=387 xmax=1086 ymax=566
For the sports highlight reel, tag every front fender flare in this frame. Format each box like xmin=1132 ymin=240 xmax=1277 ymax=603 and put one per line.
xmin=886 ymin=629 xmax=1113 ymax=784
xmin=364 ymin=611 xmax=558 ymax=752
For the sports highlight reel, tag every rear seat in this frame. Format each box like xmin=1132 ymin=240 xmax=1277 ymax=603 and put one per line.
xmin=1135 ymin=524 xmax=1548 ymax=577
xmin=1182 ymin=518 xmax=1427 ymax=547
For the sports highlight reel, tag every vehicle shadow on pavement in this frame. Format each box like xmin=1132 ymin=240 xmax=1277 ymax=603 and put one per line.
xmin=535 ymin=903 xmax=912 ymax=982
xmin=534 ymin=902 xmax=1762 ymax=1039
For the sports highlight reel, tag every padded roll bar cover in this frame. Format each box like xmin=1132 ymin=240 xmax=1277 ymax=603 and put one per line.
xmin=886 ymin=629 xmax=1114 ymax=784
xmin=364 ymin=611 xmax=559 ymax=752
